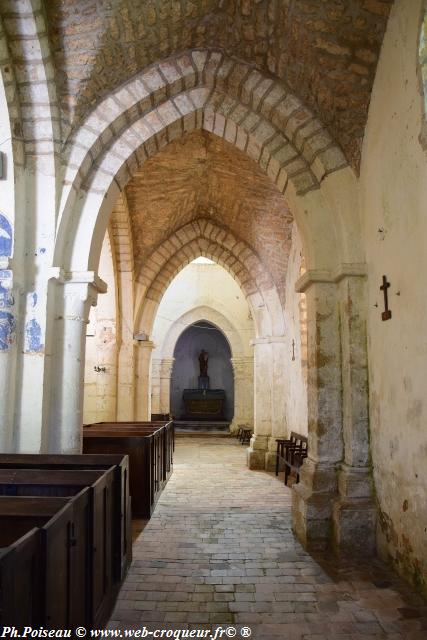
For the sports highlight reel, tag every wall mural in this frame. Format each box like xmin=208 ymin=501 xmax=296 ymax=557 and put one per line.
xmin=0 ymin=213 xmax=12 ymax=258
xmin=0 ymin=214 xmax=15 ymax=350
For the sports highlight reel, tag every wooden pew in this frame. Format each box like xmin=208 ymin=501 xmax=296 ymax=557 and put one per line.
xmin=83 ymin=422 xmax=173 ymax=518
xmin=86 ymin=420 xmax=174 ymax=484
xmin=0 ymin=454 xmax=131 ymax=582
xmin=0 ymin=468 xmax=116 ymax=627
xmin=0 ymin=527 xmax=42 ymax=626
xmin=0 ymin=493 xmax=90 ymax=628
xmin=83 ymin=429 xmax=161 ymax=518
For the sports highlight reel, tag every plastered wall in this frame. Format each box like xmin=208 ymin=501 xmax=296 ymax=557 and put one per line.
xmin=361 ymin=0 xmax=427 ymax=594
xmin=83 ymin=233 xmax=118 ymax=424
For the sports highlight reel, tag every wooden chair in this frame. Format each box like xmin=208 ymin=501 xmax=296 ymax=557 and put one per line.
xmin=240 ymin=426 xmax=253 ymax=445
xmin=236 ymin=424 xmax=246 ymax=440
xmin=275 ymin=432 xmax=308 ymax=485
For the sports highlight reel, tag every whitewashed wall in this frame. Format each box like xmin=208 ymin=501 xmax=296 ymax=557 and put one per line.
xmin=360 ymin=0 xmax=427 ymax=594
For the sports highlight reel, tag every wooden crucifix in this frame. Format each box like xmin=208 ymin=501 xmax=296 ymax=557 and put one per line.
xmin=291 ymin=339 xmax=296 ymax=361
xmin=380 ymin=275 xmax=392 ymax=321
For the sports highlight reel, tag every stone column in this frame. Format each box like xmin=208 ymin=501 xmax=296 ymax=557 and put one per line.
xmin=292 ymin=276 xmax=343 ymax=550
xmin=230 ymin=356 xmax=254 ymax=434
xmin=292 ymin=266 xmax=374 ymax=554
xmin=134 ymin=340 xmax=154 ymax=420
xmin=150 ymin=357 xmax=161 ymax=416
xmin=266 ymin=338 xmax=288 ymax=471
xmin=117 ymin=270 xmax=135 ymax=420
xmin=47 ymin=271 xmax=106 ymax=453
xmin=333 ymin=274 xmax=376 ymax=554
xmin=159 ymin=358 xmax=175 ymax=416
xmin=247 ymin=338 xmax=274 ymax=469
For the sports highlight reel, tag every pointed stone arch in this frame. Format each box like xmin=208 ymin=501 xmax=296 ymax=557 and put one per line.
xmin=134 ymin=218 xmax=285 ymax=339
xmin=54 ymin=49 xmax=356 ymax=276
xmin=160 ymin=306 xmax=245 ymax=361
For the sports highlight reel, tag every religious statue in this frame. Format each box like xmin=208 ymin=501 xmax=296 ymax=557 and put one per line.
xmin=198 ymin=350 xmax=209 ymax=377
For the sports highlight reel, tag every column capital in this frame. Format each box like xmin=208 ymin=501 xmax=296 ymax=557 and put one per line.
xmin=50 ymin=268 xmax=107 ymax=310
xmin=295 ymin=263 xmax=367 ymax=293
xmin=135 ymin=339 xmax=154 ymax=350
xmin=50 ymin=268 xmax=108 ymax=293
xmin=230 ymin=356 xmax=253 ymax=365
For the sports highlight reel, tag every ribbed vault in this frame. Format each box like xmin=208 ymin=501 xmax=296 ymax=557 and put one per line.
xmin=135 ymin=218 xmax=285 ymax=338
xmin=45 ymin=0 xmax=392 ymax=168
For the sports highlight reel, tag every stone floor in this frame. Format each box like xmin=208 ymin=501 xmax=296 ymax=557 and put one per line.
xmin=109 ymin=436 xmax=427 ymax=639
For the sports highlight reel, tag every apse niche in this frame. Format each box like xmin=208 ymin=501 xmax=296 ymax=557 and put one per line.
xmin=170 ymin=322 xmax=234 ymax=422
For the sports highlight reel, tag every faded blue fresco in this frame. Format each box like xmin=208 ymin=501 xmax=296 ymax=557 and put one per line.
xmin=0 ymin=269 xmax=14 ymax=309
xmin=0 ymin=214 xmax=12 ymax=257
xmin=31 ymin=292 xmax=37 ymax=307
xmin=0 ymin=310 xmax=15 ymax=350
xmin=25 ymin=318 xmax=44 ymax=352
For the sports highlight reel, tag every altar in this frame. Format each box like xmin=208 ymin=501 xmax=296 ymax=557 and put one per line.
xmin=182 ymin=389 xmax=226 ymax=420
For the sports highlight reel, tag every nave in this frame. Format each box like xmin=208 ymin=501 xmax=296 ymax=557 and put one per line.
xmin=109 ymin=437 xmax=427 ymax=639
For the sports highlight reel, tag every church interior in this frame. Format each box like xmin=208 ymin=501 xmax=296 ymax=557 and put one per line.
xmin=0 ymin=0 xmax=427 ymax=636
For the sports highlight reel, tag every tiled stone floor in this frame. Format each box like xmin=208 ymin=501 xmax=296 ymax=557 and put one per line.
xmin=109 ymin=436 xmax=427 ymax=639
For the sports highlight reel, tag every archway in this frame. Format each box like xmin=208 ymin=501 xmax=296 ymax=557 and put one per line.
xmin=145 ymin=259 xmax=255 ymax=434
xmin=46 ymin=49 xmax=370 ymax=556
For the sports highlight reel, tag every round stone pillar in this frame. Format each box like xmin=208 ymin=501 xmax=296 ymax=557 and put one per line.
xmin=247 ymin=337 xmax=286 ymax=470
xmin=47 ymin=271 xmax=106 ymax=453
xmin=159 ymin=358 xmax=175 ymax=416
xmin=134 ymin=340 xmax=154 ymax=420
xmin=230 ymin=356 xmax=254 ymax=434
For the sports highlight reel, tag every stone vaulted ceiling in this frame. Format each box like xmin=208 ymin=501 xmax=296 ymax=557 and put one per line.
xmin=45 ymin=0 xmax=393 ymax=170
xmin=124 ymin=130 xmax=294 ymax=305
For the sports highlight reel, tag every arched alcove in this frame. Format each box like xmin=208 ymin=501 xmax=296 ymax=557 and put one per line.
xmin=170 ymin=321 xmax=234 ymax=422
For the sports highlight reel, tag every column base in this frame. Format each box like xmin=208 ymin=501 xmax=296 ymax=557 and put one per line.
xmin=246 ymin=434 xmax=269 ymax=470
xmin=332 ymin=464 xmax=376 ymax=555
xmin=292 ymin=458 xmax=338 ymax=551
xmin=332 ymin=498 xmax=376 ymax=555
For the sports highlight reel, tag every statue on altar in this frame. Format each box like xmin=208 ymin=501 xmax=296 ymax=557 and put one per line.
xmin=181 ymin=349 xmax=226 ymax=420
xmin=198 ymin=350 xmax=209 ymax=390
xmin=198 ymin=350 xmax=209 ymax=376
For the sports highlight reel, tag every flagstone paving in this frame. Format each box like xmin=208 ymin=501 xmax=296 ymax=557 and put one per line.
xmin=109 ymin=436 xmax=427 ymax=639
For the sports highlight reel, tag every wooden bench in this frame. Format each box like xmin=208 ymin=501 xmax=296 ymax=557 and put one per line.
xmin=86 ymin=420 xmax=174 ymax=484
xmin=83 ymin=424 xmax=170 ymax=519
xmin=0 ymin=493 xmax=90 ymax=628
xmin=0 ymin=453 xmax=131 ymax=583
xmin=0 ymin=467 xmax=117 ymax=626
xmin=275 ymin=431 xmax=308 ymax=485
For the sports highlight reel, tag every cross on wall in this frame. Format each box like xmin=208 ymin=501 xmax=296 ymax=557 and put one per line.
xmin=380 ymin=275 xmax=392 ymax=321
